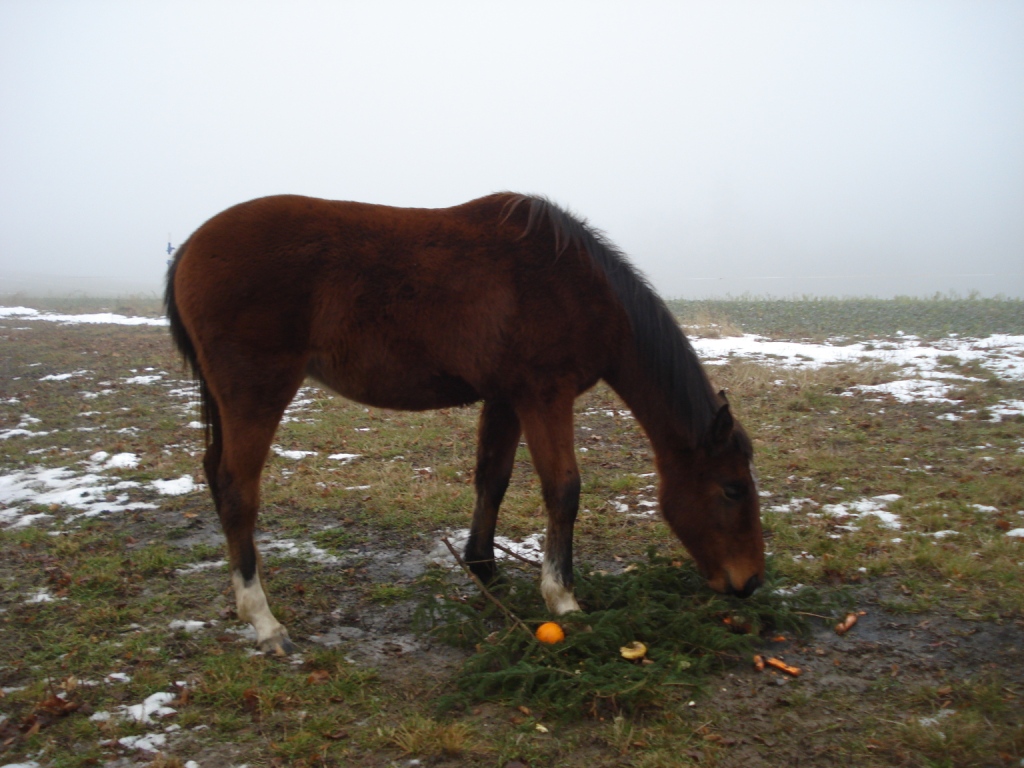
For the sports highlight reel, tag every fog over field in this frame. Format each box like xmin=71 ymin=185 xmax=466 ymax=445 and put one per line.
xmin=1 ymin=2 xmax=1022 ymax=299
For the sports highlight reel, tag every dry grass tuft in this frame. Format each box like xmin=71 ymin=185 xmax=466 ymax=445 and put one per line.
xmin=388 ymin=715 xmax=477 ymax=757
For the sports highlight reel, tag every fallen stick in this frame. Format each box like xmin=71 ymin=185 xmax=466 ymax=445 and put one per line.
xmin=493 ymin=540 xmax=542 ymax=568
xmin=441 ymin=537 xmax=535 ymax=640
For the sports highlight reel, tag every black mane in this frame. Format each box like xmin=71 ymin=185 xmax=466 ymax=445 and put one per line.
xmin=505 ymin=194 xmax=719 ymax=435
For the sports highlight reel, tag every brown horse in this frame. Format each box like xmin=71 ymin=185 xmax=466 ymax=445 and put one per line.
xmin=165 ymin=193 xmax=764 ymax=655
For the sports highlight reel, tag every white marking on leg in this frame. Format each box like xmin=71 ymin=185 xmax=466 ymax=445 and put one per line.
xmin=541 ymin=558 xmax=581 ymax=615
xmin=232 ymin=570 xmax=287 ymax=648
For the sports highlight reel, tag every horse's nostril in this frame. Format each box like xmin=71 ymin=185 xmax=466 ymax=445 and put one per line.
xmin=743 ymin=573 xmax=762 ymax=597
xmin=731 ymin=573 xmax=762 ymax=599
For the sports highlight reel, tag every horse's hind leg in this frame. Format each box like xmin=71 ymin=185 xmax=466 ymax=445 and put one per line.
xmin=516 ymin=395 xmax=582 ymax=615
xmin=208 ymin=374 xmax=304 ymax=655
xmin=465 ymin=400 xmax=521 ymax=584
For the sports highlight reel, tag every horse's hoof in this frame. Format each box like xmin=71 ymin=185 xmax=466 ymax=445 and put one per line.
xmin=258 ymin=630 xmax=297 ymax=656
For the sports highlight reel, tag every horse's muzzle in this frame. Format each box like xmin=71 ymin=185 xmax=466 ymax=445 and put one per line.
xmin=727 ymin=573 xmax=763 ymax=599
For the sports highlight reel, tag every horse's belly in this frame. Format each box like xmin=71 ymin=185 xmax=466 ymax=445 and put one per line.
xmin=306 ymin=357 xmax=480 ymax=411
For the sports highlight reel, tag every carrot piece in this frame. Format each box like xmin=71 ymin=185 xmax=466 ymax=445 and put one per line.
xmin=765 ymin=657 xmax=801 ymax=676
xmin=753 ymin=654 xmax=765 ymax=671
xmin=835 ymin=613 xmax=858 ymax=635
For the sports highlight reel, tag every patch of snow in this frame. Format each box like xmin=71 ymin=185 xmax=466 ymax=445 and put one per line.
xmin=175 ymin=560 xmax=227 ymax=575
xmin=328 ymin=453 xmax=362 ymax=463
xmin=918 ymin=708 xmax=957 ymax=727
xmin=98 ymin=452 xmax=139 ymax=470
xmin=39 ymin=369 xmax=90 ymax=381
xmin=118 ymin=732 xmax=168 ymax=752
xmin=273 ymin=446 xmax=317 ymax=460
xmin=123 ymin=374 xmax=162 ymax=384
xmin=0 ymin=465 xmax=157 ymax=527
xmin=768 ymin=497 xmax=818 ymax=513
xmin=25 ymin=589 xmax=58 ymax=603
xmin=168 ymin=619 xmax=207 ymax=633
xmin=848 ymin=379 xmax=958 ymax=404
xmin=119 ymin=691 xmax=177 ymax=723
xmin=0 ymin=306 xmax=168 ymax=326
xmin=692 ymin=335 xmax=1024 ymax=403
xmin=989 ymin=399 xmax=1024 ymax=421
xmin=428 ymin=529 xmax=544 ymax=568
xmin=821 ymin=495 xmax=902 ymax=529
xmin=1005 ymin=529 xmax=1024 ymax=538
xmin=151 ymin=475 xmax=201 ymax=495
xmin=259 ymin=537 xmax=340 ymax=564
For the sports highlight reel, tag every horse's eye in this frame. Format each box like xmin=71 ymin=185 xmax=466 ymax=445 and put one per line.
xmin=723 ymin=482 xmax=747 ymax=501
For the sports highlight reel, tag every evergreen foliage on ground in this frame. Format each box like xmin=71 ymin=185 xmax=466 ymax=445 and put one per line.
xmin=417 ymin=551 xmax=846 ymax=716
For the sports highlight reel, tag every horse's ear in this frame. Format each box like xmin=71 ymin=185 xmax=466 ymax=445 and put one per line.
xmin=707 ymin=402 xmax=734 ymax=452
xmin=718 ymin=389 xmax=729 ymax=403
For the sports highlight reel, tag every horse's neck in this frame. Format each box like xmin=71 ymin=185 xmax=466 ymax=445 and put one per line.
xmin=603 ymin=345 xmax=715 ymax=458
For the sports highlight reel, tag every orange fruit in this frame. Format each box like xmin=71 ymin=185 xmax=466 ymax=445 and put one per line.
xmin=535 ymin=622 xmax=565 ymax=644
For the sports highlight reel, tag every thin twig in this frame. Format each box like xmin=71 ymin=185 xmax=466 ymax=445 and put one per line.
xmin=441 ymin=537 xmax=534 ymax=640
xmin=493 ymin=540 xmax=542 ymax=568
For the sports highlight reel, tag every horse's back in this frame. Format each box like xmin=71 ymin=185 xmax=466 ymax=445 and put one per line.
xmin=172 ymin=194 xmax=628 ymax=409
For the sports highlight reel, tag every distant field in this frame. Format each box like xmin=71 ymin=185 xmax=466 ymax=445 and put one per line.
xmin=0 ymin=298 xmax=1022 ymax=767
xmin=669 ymin=295 xmax=1024 ymax=340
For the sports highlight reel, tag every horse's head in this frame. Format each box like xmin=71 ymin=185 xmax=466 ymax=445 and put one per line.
xmin=658 ymin=401 xmax=765 ymax=598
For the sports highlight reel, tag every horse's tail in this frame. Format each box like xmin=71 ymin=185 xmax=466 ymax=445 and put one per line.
xmin=164 ymin=241 xmax=218 ymax=447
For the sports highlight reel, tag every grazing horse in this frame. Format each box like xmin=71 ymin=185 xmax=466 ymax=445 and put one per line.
xmin=165 ymin=193 xmax=764 ymax=654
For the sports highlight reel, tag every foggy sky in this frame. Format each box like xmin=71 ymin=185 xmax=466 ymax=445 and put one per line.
xmin=1 ymin=1 xmax=1022 ymax=299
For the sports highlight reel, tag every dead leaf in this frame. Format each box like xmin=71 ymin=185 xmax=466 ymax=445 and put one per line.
xmin=306 ymin=669 xmax=330 ymax=685
xmin=242 ymin=688 xmax=261 ymax=717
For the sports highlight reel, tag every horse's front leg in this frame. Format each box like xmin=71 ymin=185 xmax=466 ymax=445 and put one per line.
xmin=464 ymin=400 xmax=521 ymax=584
xmin=517 ymin=396 xmax=582 ymax=615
